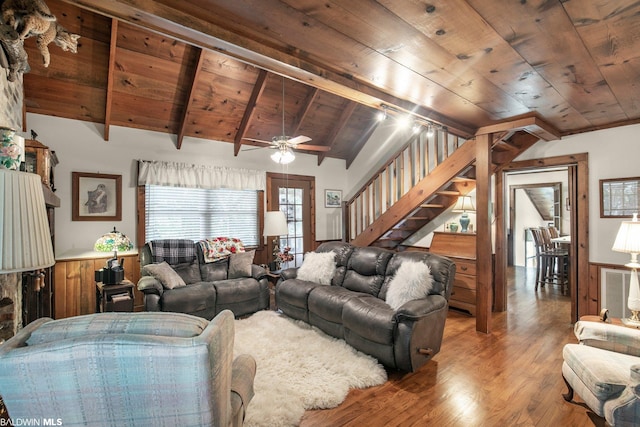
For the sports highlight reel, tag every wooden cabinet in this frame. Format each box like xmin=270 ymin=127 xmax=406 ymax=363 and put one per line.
xmin=430 ymin=231 xmax=477 ymax=316
xmin=54 ymin=252 xmax=141 ymax=319
xmin=23 ymin=139 xmax=53 ymax=188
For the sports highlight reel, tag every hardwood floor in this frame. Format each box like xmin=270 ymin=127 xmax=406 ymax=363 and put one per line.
xmin=300 ymin=267 xmax=605 ymax=427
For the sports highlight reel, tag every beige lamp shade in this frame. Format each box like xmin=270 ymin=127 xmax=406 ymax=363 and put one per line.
xmin=263 ymin=210 xmax=288 ymax=236
xmin=0 ymin=169 xmax=55 ymax=273
xmin=452 ymin=195 xmax=476 ymax=213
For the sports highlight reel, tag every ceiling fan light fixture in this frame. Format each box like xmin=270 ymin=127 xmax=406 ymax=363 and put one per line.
xmin=271 ymin=147 xmax=295 ymax=164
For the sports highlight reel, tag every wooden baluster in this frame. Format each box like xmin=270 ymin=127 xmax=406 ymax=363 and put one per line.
xmin=442 ymin=127 xmax=449 ymax=160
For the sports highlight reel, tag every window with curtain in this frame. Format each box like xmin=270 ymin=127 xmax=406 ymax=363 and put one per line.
xmin=145 ymin=185 xmax=260 ymax=245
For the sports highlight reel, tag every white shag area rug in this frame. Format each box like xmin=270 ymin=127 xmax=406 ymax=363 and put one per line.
xmin=233 ymin=310 xmax=388 ymax=427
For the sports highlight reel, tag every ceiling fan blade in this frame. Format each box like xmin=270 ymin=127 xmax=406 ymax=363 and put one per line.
xmin=295 ymin=143 xmax=331 ymax=152
xmin=241 ymin=146 xmax=273 ymax=152
xmin=287 ymin=135 xmax=312 ymax=145
xmin=242 ymin=137 xmax=274 ymax=146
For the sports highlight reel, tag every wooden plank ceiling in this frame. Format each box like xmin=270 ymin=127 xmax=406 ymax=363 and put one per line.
xmin=20 ymin=0 xmax=640 ymax=167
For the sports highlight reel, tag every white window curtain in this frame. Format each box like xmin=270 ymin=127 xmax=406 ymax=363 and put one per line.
xmin=137 ymin=160 xmax=266 ymax=191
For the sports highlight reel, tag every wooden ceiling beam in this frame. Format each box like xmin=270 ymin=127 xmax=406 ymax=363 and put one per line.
xmin=234 ymin=69 xmax=268 ymax=156
xmin=476 ymin=114 xmax=561 ymax=142
xmin=176 ymin=47 xmax=204 ymax=150
xmin=317 ymin=101 xmax=357 ymax=166
xmin=103 ymin=18 xmax=118 ymax=141
xmin=62 ymin=0 xmax=476 ymax=138
xmin=291 ymin=87 xmax=319 ymax=137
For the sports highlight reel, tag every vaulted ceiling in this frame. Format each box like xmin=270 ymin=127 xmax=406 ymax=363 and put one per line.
xmin=18 ymin=0 xmax=640 ymax=167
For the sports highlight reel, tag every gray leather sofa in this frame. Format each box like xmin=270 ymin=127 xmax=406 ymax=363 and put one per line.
xmin=138 ymin=239 xmax=269 ymax=319
xmin=276 ymin=241 xmax=456 ymax=372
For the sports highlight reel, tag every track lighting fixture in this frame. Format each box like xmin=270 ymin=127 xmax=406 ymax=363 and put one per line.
xmin=375 ymin=104 xmax=441 ymax=137
xmin=426 ymin=124 xmax=435 ymax=137
xmin=377 ymin=106 xmax=388 ymax=122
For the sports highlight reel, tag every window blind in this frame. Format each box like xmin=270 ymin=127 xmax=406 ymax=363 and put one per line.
xmin=145 ymin=185 xmax=259 ymax=245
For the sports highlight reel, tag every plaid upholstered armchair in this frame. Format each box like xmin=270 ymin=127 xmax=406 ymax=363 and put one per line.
xmin=562 ymin=320 xmax=640 ymax=426
xmin=0 ymin=310 xmax=255 ymax=427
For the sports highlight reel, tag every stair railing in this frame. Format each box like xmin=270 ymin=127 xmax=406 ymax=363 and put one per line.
xmin=344 ymin=127 xmax=467 ymax=242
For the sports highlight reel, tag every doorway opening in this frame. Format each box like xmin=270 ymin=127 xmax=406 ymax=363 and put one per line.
xmin=507 ymin=171 xmax=568 ymax=299
xmin=498 ymin=153 xmax=588 ymax=322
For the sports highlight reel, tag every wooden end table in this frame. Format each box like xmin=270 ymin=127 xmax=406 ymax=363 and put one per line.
xmin=96 ymin=280 xmax=135 ymax=313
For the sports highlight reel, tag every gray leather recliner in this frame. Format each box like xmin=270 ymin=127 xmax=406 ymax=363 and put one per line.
xmin=276 ymin=241 xmax=456 ymax=372
xmin=138 ymin=239 xmax=269 ymax=319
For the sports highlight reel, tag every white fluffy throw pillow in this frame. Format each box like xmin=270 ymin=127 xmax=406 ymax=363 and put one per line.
xmin=385 ymin=260 xmax=433 ymax=310
xmin=296 ymin=251 xmax=336 ymax=285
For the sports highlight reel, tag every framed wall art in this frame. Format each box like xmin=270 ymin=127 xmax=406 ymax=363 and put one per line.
xmin=325 ymin=189 xmax=342 ymax=208
xmin=72 ymin=172 xmax=122 ymax=221
xmin=600 ymin=177 xmax=640 ymax=218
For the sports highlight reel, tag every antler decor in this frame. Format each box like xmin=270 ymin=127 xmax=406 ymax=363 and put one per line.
xmin=0 ymin=0 xmax=80 ymax=82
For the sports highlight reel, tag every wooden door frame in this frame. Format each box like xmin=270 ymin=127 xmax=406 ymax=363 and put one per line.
xmin=496 ymin=153 xmax=588 ymax=322
xmin=266 ymin=172 xmax=317 ymax=256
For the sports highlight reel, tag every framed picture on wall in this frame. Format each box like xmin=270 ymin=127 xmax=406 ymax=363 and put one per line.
xmin=72 ymin=172 xmax=122 ymax=221
xmin=600 ymin=177 xmax=640 ymax=218
xmin=325 ymin=189 xmax=342 ymax=208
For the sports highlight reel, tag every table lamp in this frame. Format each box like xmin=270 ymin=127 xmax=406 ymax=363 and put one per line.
xmin=94 ymin=227 xmax=134 ymax=256
xmin=612 ymin=213 xmax=640 ymax=326
xmin=263 ymin=210 xmax=288 ymax=270
xmin=452 ymin=195 xmax=475 ymax=233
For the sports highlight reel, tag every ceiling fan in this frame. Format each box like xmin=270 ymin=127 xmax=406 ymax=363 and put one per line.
xmin=243 ymin=77 xmax=330 ymax=163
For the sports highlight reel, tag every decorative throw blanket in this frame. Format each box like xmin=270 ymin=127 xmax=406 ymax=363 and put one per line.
xmin=148 ymin=239 xmax=197 ymax=264
xmin=199 ymin=237 xmax=245 ymax=263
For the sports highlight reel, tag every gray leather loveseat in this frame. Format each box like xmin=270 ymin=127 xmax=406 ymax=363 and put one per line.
xmin=138 ymin=239 xmax=269 ymax=319
xmin=276 ymin=242 xmax=456 ymax=372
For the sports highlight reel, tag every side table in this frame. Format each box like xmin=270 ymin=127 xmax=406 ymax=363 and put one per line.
xmin=96 ymin=280 xmax=135 ymax=313
xmin=265 ymin=270 xmax=282 ymax=289
xmin=265 ymin=270 xmax=281 ymax=310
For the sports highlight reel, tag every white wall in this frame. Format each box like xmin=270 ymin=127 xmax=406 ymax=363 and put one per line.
xmin=25 ymin=113 xmax=348 ymax=257
xmin=516 ymin=123 xmax=640 ymax=265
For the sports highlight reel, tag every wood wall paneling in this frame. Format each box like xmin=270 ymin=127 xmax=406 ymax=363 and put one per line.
xmin=54 ymin=254 xmax=141 ymax=319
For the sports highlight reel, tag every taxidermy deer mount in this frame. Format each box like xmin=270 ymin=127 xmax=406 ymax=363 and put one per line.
xmin=0 ymin=0 xmax=80 ymax=82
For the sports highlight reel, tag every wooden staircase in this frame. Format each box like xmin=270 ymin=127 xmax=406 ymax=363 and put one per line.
xmin=345 ymin=116 xmax=559 ymax=249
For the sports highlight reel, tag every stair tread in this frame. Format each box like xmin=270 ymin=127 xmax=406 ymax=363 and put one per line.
xmin=420 ymin=203 xmax=444 ymax=208
xmin=436 ymin=190 xmax=461 ymax=196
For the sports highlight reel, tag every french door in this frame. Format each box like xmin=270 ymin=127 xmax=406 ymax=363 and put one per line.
xmin=267 ymin=173 xmax=315 ymax=268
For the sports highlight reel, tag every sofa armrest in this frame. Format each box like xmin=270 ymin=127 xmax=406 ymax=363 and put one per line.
xmin=280 ymin=267 xmax=298 ymax=280
xmin=394 ymin=295 xmax=448 ymax=321
xmin=137 ymin=276 xmax=164 ymax=296
xmin=251 ymin=264 xmax=268 ymax=281
xmin=230 ymin=353 xmax=256 ymax=425
xmin=574 ymin=320 xmax=640 ymax=357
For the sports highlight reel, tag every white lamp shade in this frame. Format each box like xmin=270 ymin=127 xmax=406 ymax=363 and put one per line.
xmin=612 ymin=216 xmax=640 ymax=267
xmin=452 ymin=195 xmax=475 ymax=213
xmin=0 ymin=170 xmax=55 ymax=273
xmin=263 ymin=210 xmax=288 ymax=236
